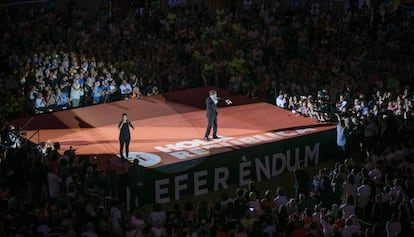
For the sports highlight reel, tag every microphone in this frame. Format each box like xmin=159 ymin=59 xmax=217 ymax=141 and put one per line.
xmin=216 ymin=96 xmax=232 ymax=105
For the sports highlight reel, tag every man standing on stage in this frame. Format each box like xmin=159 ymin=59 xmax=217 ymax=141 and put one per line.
xmin=204 ymin=90 xmax=221 ymax=141
xmin=118 ymin=113 xmax=134 ymax=159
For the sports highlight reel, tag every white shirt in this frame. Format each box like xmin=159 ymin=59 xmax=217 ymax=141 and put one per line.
xmin=368 ymin=168 xmax=382 ymax=180
xmin=386 ymin=221 xmax=401 ymax=237
xmin=148 ymin=211 xmax=166 ymax=226
xmin=276 ymin=95 xmax=286 ymax=108
xmin=110 ymin=207 xmax=122 ymax=230
xmin=340 ymin=203 xmax=355 ymax=219
xmin=35 ymin=97 xmax=46 ymax=108
xmin=274 ymin=195 xmax=288 ymax=210
xmin=341 ymin=224 xmax=360 ymax=237
xmin=320 ymin=217 xmax=334 ymax=237
xmin=70 ymin=86 xmax=82 ymax=100
xmin=119 ymin=83 xmax=132 ymax=95
xmin=47 ymin=172 xmax=61 ymax=198
xmin=131 ymin=216 xmax=145 ymax=228
xmin=357 ymin=185 xmax=371 ymax=206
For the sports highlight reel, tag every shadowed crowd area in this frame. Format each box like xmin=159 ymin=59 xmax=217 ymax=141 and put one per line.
xmin=1 ymin=0 xmax=414 ymax=237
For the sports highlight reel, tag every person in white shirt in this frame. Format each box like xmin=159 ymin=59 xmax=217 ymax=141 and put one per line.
xmin=70 ymin=79 xmax=83 ymax=107
xmin=340 ymin=195 xmax=356 ymax=220
xmin=276 ymin=91 xmax=287 ymax=108
xmin=35 ymin=93 xmax=47 ymax=112
xmin=119 ymin=79 xmax=132 ymax=99
xmin=128 ymin=210 xmax=146 ymax=237
xmin=385 ymin=213 xmax=402 ymax=237
xmin=110 ymin=202 xmax=123 ymax=236
xmin=273 ymin=187 xmax=288 ymax=211
xmin=356 ymin=178 xmax=371 ymax=207
xmin=320 ymin=210 xmax=334 ymax=237
xmin=356 ymin=178 xmax=371 ymax=219
xmin=47 ymin=167 xmax=61 ymax=199
xmin=148 ymin=203 xmax=166 ymax=226
xmin=341 ymin=216 xmax=361 ymax=237
xmin=368 ymin=164 xmax=382 ymax=180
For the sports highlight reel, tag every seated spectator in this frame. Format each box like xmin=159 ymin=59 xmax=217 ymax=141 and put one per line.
xmin=119 ymin=80 xmax=132 ymax=99
xmin=34 ymin=93 xmax=47 ymax=113
xmin=276 ymin=91 xmax=287 ymax=108
xmin=109 ymin=80 xmax=119 ymax=101
xmin=132 ymin=86 xmax=143 ymax=99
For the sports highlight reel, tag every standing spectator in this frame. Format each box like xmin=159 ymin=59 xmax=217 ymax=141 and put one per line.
xmin=81 ymin=222 xmax=98 ymax=237
xmin=70 ymin=79 xmax=83 ymax=108
xmin=385 ymin=212 xmax=402 ymax=237
xmin=110 ymin=200 xmax=123 ymax=237
xmin=45 ymin=89 xmax=57 ymax=111
xmin=59 ymin=76 xmax=71 ymax=98
xmin=128 ymin=159 xmax=145 ymax=211
xmin=92 ymin=82 xmax=103 ymax=104
xmin=47 ymin=166 xmax=61 ymax=200
xmin=55 ymin=88 xmax=70 ymax=110
xmin=340 ymin=195 xmax=356 ymax=220
xmin=335 ymin=113 xmax=348 ymax=159
xmin=293 ymin=162 xmax=311 ymax=199
xmin=320 ymin=168 xmax=334 ymax=208
xmin=342 ymin=175 xmax=357 ymax=202
xmin=356 ymin=178 xmax=371 ymax=219
xmin=274 ymin=187 xmax=288 ymax=211
xmin=148 ymin=203 xmax=167 ymax=226
xmin=150 ymin=220 xmax=167 ymax=237
xmin=127 ymin=210 xmax=146 ymax=237
xmin=341 ymin=215 xmax=361 ymax=237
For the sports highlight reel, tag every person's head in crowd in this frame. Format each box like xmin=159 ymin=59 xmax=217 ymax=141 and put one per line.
xmin=276 ymin=187 xmax=284 ymax=197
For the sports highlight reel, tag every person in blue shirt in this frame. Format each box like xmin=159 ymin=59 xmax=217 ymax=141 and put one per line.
xmin=55 ymin=88 xmax=70 ymax=110
xmin=335 ymin=113 xmax=348 ymax=159
xmin=92 ymin=83 xmax=103 ymax=104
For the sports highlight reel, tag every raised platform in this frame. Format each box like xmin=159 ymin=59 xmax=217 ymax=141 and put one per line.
xmin=12 ymin=87 xmax=336 ymax=203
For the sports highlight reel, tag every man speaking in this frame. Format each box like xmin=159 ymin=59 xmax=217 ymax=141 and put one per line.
xmin=204 ymin=90 xmax=232 ymax=141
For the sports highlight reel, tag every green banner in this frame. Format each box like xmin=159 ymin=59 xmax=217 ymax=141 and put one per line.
xmin=142 ymin=129 xmax=336 ymax=203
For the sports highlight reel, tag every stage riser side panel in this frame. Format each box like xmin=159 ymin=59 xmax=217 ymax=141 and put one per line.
xmin=137 ymin=129 xmax=336 ymax=204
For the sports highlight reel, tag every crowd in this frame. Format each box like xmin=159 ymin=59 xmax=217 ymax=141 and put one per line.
xmin=1 ymin=0 xmax=414 ymax=236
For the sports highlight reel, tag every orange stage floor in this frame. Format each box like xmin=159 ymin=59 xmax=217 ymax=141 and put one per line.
xmin=11 ymin=88 xmax=335 ymax=171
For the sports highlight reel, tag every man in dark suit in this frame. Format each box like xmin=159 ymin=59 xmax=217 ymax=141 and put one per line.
xmin=204 ymin=90 xmax=221 ymax=141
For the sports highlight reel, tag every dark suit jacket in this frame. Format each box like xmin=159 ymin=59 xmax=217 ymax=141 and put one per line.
xmin=206 ymin=96 xmax=218 ymax=119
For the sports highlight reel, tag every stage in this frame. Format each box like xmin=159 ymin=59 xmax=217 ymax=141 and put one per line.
xmin=12 ymin=87 xmax=336 ymax=173
xmin=12 ymin=87 xmax=337 ymax=202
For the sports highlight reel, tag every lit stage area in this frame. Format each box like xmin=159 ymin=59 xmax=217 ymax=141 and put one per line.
xmin=12 ymin=87 xmax=336 ymax=169
xmin=12 ymin=87 xmax=337 ymax=202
